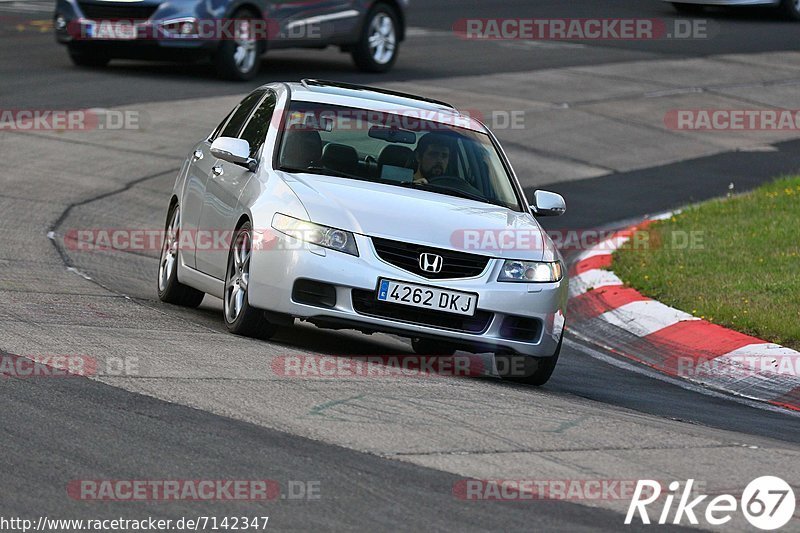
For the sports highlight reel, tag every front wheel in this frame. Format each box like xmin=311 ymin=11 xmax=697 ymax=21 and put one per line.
xmin=495 ymin=335 xmax=562 ymax=386
xmin=780 ymin=0 xmax=800 ymax=20
xmin=213 ymin=10 xmax=262 ymax=81
xmin=352 ymin=3 xmax=400 ymax=73
xmin=224 ymin=222 xmax=276 ymax=339
xmin=157 ymin=205 xmax=206 ymax=307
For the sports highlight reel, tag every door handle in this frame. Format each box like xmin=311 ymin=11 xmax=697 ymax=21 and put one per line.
xmin=212 ymin=165 xmax=224 ymax=177
xmin=193 ymin=149 xmax=204 ymax=161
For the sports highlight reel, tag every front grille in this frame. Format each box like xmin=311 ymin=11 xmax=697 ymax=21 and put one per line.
xmin=351 ymin=289 xmax=492 ymax=333
xmin=371 ymin=238 xmax=490 ymax=280
xmin=77 ymin=1 xmax=159 ymax=20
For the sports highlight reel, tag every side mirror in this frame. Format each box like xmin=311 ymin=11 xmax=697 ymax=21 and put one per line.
xmin=530 ymin=190 xmax=566 ymax=217
xmin=210 ymin=137 xmax=258 ymax=172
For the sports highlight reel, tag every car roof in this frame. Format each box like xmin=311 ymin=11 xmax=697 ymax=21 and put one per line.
xmin=272 ymin=79 xmax=487 ymax=133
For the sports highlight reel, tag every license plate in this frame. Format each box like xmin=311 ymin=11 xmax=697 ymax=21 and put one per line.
xmin=85 ymin=20 xmax=138 ymax=40
xmin=376 ymin=279 xmax=478 ymax=317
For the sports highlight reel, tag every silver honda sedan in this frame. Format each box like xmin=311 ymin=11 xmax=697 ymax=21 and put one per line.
xmin=158 ymin=80 xmax=568 ymax=384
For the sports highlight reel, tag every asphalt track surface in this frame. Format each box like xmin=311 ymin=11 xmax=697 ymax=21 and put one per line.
xmin=3 ymin=0 xmax=800 ymax=108
xmin=2 ymin=1 xmax=800 ymax=531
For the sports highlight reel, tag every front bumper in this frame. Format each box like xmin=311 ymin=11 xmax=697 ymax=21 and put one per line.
xmin=54 ymin=0 xmax=220 ymax=52
xmin=247 ymin=231 xmax=568 ymax=357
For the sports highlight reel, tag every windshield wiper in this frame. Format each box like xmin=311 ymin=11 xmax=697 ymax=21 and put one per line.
xmin=401 ymin=181 xmax=510 ymax=209
xmin=279 ymin=165 xmax=362 ymax=181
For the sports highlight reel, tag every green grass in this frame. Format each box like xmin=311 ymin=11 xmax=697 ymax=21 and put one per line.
xmin=612 ymin=176 xmax=800 ymax=350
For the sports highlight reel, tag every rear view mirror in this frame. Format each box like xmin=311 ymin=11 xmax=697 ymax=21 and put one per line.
xmin=210 ymin=137 xmax=257 ymax=172
xmin=530 ymin=190 xmax=566 ymax=217
xmin=368 ymin=125 xmax=416 ymax=144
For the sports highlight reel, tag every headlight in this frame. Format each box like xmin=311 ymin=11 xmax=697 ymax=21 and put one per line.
xmin=498 ymin=260 xmax=563 ymax=283
xmin=271 ymin=213 xmax=359 ymax=256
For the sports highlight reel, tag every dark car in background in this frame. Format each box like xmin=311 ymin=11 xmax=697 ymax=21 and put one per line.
xmin=54 ymin=0 xmax=408 ymax=80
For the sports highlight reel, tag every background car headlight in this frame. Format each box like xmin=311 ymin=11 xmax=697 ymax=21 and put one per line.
xmin=271 ymin=213 xmax=359 ymax=256
xmin=498 ymin=260 xmax=563 ymax=282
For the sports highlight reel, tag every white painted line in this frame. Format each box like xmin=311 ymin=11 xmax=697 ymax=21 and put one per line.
xmin=598 ymin=234 xmax=631 ymax=252
xmin=568 ymin=268 xmax=623 ymax=297
xmin=405 ymin=27 xmax=453 ymax=38
xmin=574 ymin=248 xmax=612 ymax=263
xmin=712 ymin=344 xmax=800 ymax=396
xmin=599 ymin=300 xmax=698 ymax=337
xmin=723 ymin=343 xmax=800 ymax=358
xmin=564 ymin=335 xmax=800 ymax=418
xmin=649 ymin=211 xmax=675 ymax=221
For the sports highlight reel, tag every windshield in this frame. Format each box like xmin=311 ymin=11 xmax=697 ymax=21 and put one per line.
xmin=276 ymin=102 xmax=522 ymax=211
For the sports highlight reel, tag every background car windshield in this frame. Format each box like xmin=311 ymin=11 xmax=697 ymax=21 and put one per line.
xmin=277 ymin=102 xmax=522 ymax=211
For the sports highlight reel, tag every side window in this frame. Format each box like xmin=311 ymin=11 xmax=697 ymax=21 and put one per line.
xmin=239 ymin=91 xmax=277 ymax=159
xmin=220 ymin=89 xmax=267 ymax=139
xmin=209 ymin=108 xmax=235 ymax=142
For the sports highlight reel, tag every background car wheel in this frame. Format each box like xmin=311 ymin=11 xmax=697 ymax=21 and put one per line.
xmin=157 ymin=205 xmax=205 ymax=308
xmin=495 ymin=335 xmax=562 ymax=386
xmin=67 ymin=45 xmax=110 ymax=68
xmin=224 ymin=222 xmax=277 ymax=339
xmin=780 ymin=0 xmax=800 ymax=20
xmin=352 ymin=3 xmax=399 ymax=73
xmin=213 ymin=9 xmax=262 ymax=81
xmin=411 ymin=337 xmax=456 ymax=356
xmin=671 ymin=2 xmax=705 ymax=14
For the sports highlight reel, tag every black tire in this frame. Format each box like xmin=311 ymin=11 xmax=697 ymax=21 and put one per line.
xmin=67 ymin=45 xmax=110 ymax=68
xmin=671 ymin=2 xmax=705 ymax=14
xmin=352 ymin=3 xmax=400 ymax=73
xmin=213 ymin=9 xmax=263 ymax=81
xmin=411 ymin=337 xmax=456 ymax=356
xmin=495 ymin=335 xmax=562 ymax=386
xmin=780 ymin=0 xmax=800 ymax=20
xmin=223 ymin=222 xmax=277 ymax=339
xmin=157 ymin=205 xmax=206 ymax=308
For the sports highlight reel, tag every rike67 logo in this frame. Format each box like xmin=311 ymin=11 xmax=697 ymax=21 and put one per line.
xmin=626 ymin=477 xmax=796 ymax=530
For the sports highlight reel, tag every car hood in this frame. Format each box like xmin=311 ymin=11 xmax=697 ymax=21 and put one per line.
xmin=278 ymin=172 xmax=554 ymax=261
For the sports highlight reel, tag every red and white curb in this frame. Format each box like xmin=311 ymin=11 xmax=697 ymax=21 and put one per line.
xmin=567 ymin=215 xmax=800 ymax=412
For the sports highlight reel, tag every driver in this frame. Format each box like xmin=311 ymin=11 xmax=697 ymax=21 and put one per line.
xmin=413 ymin=132 xmax=452 ymax=184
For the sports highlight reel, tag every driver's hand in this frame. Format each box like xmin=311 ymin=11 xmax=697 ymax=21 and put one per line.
xmin=413 ymin=177 xmax=428 ymax=184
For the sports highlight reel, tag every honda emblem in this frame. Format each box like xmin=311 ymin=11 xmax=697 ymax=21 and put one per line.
xmin=419 ymin=253 xmax=444 ymax=274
